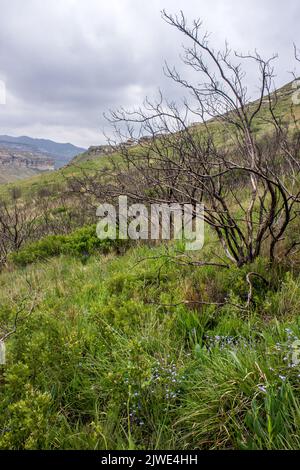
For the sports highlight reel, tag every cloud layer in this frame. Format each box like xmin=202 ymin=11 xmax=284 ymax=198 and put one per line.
xmin=0 ymin=0 xmax=299 ymax=147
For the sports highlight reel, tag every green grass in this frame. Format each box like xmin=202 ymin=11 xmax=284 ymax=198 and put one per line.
xmin=1 ymin=233 xmax=300 ymax=449
xmin=0 ymin=80 xmax=300 ymax=450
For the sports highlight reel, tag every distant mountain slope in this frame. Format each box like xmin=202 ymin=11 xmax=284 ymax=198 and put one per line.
xmin=0 ymin=135 xmax=86 ymax=169
xmin=0 ymin=166 xmax=42 ymax=184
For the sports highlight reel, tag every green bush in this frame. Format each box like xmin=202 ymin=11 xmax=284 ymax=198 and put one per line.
xmin=10 ymin=225 xmax=127 ymax=266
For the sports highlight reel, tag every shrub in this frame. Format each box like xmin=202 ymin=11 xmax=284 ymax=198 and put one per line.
xmin=10 ymin=225 xmax=127 ymax=266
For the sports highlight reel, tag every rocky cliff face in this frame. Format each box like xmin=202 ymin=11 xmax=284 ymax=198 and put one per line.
xmin=0 ymin=148 xmax=55 ymax=171
xmin=87 ymin=145 xmax=113 ymax=156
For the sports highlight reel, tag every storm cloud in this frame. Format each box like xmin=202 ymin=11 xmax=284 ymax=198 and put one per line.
xmin=0 ymin=0 xmax=299 ymax=147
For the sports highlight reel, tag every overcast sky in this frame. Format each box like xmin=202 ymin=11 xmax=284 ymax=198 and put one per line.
xmin=0 ymin=0 xmax=299 ymax=148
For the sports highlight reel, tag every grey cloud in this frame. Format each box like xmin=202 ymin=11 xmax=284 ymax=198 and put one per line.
xmin=0 ymin=0 xmax=299 ymax=147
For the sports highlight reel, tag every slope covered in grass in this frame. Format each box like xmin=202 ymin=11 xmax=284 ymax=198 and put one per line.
xmin=1 ymin=80 xmax=300 ymax=450
xmin=1 ymin=79 xmax=299 ymax=200
xmin=1 ymin=232 xmax=300 ymax=449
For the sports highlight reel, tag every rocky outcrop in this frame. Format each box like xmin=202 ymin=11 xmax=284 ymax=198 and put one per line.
xmin=86 ymin=137 xmax=153 ymax=156
xmin=87 ymin=145 xmax=113 ymax=156
xmin=0 ymin=148 xmax=54 ymax=171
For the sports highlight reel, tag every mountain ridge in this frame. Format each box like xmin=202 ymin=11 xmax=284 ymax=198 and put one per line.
xmin=0 ymin=135 xmax=86 ymax=184
xmin=0 ymin=135 xmax=86 ymax=165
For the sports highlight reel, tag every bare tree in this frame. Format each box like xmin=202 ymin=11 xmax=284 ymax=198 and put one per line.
xmin=0 ymin=196 xmax=40 ymax=265
xmin=96 ymin=11 xmax=300 ymax=267
xmin=0 ymin=182 xmax=94 ymax=267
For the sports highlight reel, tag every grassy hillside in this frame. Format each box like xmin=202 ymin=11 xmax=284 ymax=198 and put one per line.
xmin=1 ymin=80 xmax=298 ymax=199
xmin=1 ymin=230 xmax=300 ymax=449
xmin=0 ymin=166 xmax=42 ymax=184
xmin=1 ymin=80 xmax=300 ymax=450
xmin=0 ymin=153 xmax=113 ymax=199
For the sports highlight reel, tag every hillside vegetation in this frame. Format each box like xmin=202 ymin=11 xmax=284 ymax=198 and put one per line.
xmin=1 ymin=228 xmax=300 ymax=449
xmin=0 ymin=77 xmax=300 ymax=449
xmin=1 ymin=80 xmax=298 ymax=199
xmin=1 ymin=11 xmax=300 ymax=449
